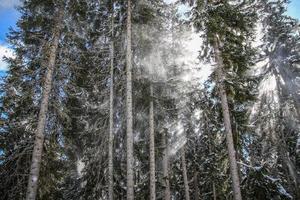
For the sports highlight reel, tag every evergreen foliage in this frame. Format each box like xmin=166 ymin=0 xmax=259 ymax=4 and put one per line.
xmin=0 ymin=0 xmax=299 ymax=199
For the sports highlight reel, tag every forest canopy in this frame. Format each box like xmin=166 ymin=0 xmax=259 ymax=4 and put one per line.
xmin=0 ymin=0 xmax=299 ymax=200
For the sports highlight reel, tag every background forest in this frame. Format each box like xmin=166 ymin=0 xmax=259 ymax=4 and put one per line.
xmin=0 ymin=0 xmax=299 ymax=200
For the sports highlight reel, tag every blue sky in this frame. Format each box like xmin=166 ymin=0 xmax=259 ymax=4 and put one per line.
xmin=288 ymin=0 xmax=300 ymax=20
xmin=0 ymin=0 xmax=20 ymax=43
xmin=0 ymin=0 xmax=300 ymax=72
xmin=0 ymin=0 xmax=20 ymax=71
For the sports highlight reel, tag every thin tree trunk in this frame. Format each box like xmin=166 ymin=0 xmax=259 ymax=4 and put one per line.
xmin=296 ymin=133 xmax=300 ymax=198
xmin=213 ymin=36 xmax=242 ymax=200
xmin=194 ymin=172 xmax=200 ymax=200
xmin=209 ymin=132 xmax=217 ymax=200
xmin=149 ymin=84 xmax=156 ymax=200
xmin=108 ymin=5 xmax=115 ymax=200
xmin=126 ymin=0 xmax=134 ymax=199
xmin=26 ymin=8 xmax=63 ymax=200
xmin=181 ymin=146 xmax=190 ymax=200
xmin=162 ymin=131 xmax=171 ymax=200
xmin=213 ymin=182 xmax=217 ymax=200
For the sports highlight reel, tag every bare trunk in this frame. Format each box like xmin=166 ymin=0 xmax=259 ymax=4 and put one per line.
xmin=108 ymin=7 xmax=115 ymax=200
xmin=181 ymin=146 xmax=190 ymax=200
xmin=213 ymin=36 xmax=242 ymax=200
xmin=149 ymin=84 xmax=156 ymax=200
xmin=126 ymin=0 xmax=134 ymax=199
xmin=26 ymin=8 xmax=63 ymax=200
xmin=297 ymin=133 xmax=300 ymax=195
xmin=162 ymin=131 xmax=171 ymax=200
xmin=213 ymin=182 xmax=217 ymax=200
xmin=194 ymin=172 xmax=200 ymax=200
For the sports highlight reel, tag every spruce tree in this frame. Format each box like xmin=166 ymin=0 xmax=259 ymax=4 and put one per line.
xmin=0 ymin=0 xmax=299 ymax=199
xmin=250 ymin=0 xmax=300 ymax=198
xmin=188 ymin=0 xmax=257 ymax=199
xmin=0 ymin=1 xmax=67 ymax=199
xmin=26 ymin=5 xmax=64 ymax=200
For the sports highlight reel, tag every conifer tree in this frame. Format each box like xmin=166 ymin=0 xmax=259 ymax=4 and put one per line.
xmin=1 ymin=0 xmax=299 ymax=199
xmin=188 ymin=0 xmax=257 ymax=199
xmin=61 ymin=1 xmax=123 ymax=198
xmin=0 ymin=1 xmax=67 ymax=199
xmin=250 ymin=0 xmax=300 ymax=198
xmin=26 ymin=5 xmax=64 ymax=200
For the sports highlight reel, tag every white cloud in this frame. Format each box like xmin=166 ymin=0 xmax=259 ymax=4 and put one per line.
xmin=0 ymin=45 xmax=14 ymax=71
xmin=0 ymin=0 xmax=20 ymax=10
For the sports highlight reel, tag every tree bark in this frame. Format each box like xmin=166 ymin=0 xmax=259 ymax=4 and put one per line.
xmin=149 ymin=84 xmax=156 ymax=200
xmin=181 ymin=146 xmax=190 ymax=200
xmin=26 ymin=8 xmax=63 ymax=200
xmin=126 ymin=0 xmax=134 ymax=199
xmin=108 ymin=6 xmax=115 ymax=200
xmin=213 ymin=36 xmax=242 ymax=200
xmin=194 ymin=172 xmax=200 ymax=200
xmin=213 ymin=182 xmax=217 ymax=200
xmin=162 ymin=130 xmax=171 ymax=200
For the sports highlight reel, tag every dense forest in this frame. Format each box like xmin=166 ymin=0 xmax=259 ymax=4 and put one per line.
xmin=0 ymin=0 xmax=299 ymax=199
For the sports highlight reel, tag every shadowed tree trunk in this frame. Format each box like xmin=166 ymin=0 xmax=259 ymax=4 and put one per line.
xmin=194 ymin=172 xmax=200 ymax=200
xmin=213 ymin=35 xmax=242 ymax=200
xmin=26 ymin=7 xmax=64 ymax=200
xmin=213 ymin=182 xmax=217 ymax=200
xmin=126 ymin=0 xmax=134 ymax=199
xmin=181 ymin=146 xmax=190 ymax=200
xmin=108 ymin=4 xmax=115 ymax=200
xmin=149 ymin=84 xmax=156 ymax=200
xmin=162 ymin=130 xmax=171 ymax=200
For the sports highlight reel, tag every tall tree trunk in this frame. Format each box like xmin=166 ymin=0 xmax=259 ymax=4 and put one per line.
xmin=108 ymin=6 xmax=115 ymax=200
xmin=149 ymin=84 xmax=156 ymax=200
xmin=162 ymin=130 xmax=171 ymax=200
xmin=126 ymin=0 xmax=134 ymax=199
xmin=213 ymin=182 xmax=217 ymax=200
xmin=194 ymin=172 xmax=200 ymax=200
xmin=26 ymin=8 xmax=63 ymax=200
xmin=181 ymin=146 xmax=190 ymax=200
xmin=213 ymin=36 xmax=242 ymax=200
